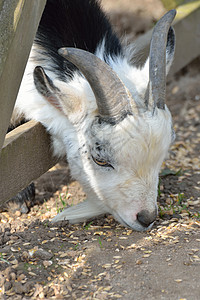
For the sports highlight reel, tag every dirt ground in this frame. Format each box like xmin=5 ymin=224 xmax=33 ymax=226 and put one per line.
xmin=1 ymin=0 xmax=200 ymax=299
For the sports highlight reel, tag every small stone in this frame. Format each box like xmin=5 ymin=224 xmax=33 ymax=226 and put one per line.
xmin=20 ymin=251 xmax=30 ymax=262
xmin=17 ymin=274 xmax=26 ymax=282
xmin=166 ymin=198 xmax=173 ymax=205
xmin=165 ymin=209 xmax=174 ymax=216
xmin=195 ymin=95 xmax=200 ymax=101
xmin=166 ymin=258 xmax=172 ymax=262
xmin=0 ymin=246 xmax=10 ymax=253
xmin=23 ymin=281 xmax=34 ymax=293
xmin=10 ymin=272 xmax=16 ymax=281
xmin=4 ymin=281 xmax=12 ymax=291
xmin=33 ymin=249 xmax=53 ymax=260
xmin=0 ymin=274 xmax=5 ymax=286
xmin=15 ymin=211 xmax=21 ymax=217
xmin=13 ymin=282 xmax=25 ymax=294
xmin=10 ymin=259 xmax=18 ymax=265
xmin=43 ymin=260 xmax=53 ymax=267
xmin=172 ymin=86 xmax=179 ymax=94
xmin=4 ymin=266 xmax=13 ymax=277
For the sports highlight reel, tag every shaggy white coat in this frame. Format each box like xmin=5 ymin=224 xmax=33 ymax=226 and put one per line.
xmin=13 ymin=41 xmax=175 ymax=231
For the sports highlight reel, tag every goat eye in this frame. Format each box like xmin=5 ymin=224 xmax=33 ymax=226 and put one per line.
xmin=92 ymin=156 xmax=114 ymax=169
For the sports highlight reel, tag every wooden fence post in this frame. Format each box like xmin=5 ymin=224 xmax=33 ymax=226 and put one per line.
xmin=0 ymin=0 xmax=46 ymax=153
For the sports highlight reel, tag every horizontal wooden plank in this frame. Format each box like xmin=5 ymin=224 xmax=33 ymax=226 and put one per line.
xmin=0 ymin=121 xmax=58 ymax=204
xmin=160 ymin=0 xmax=186 ymax=10
xmin=133 ymin=1 xmax=200 ymax=75
xmin=170 ymin=2 xmax=200 ymax=75
xmin=0 ymin=0 xmax=46 ymax=153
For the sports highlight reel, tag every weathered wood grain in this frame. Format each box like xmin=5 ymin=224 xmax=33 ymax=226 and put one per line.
xmin=0 ymin=121 xmax=58 ymax=204
xmin=0 ymin=0 xmax=46 ymax=152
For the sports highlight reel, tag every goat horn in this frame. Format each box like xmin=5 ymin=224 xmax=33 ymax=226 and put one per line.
xmin=148 ymin=9 xmax=176 ymax=111
xmin=58 ymin=47 xmax=133 ymax=124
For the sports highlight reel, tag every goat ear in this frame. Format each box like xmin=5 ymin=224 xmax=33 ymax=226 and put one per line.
xmin=34 ymin=66 xmax=63 ymax=111
xmin=166 ymin=26 xmax=176 ymax=74
xmin=34 ymin=66 xmax=86 ymax=123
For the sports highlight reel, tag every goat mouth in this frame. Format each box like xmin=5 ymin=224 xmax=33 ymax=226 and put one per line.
xmin=114 ymin=212 xmax=154 ymax=231
xmin=113 ymin=212 xmax=133 ymax=229
xmin=117 ymin=216 xmax=132 ymax=229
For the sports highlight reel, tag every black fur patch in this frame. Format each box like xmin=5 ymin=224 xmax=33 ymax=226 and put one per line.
xmin=35 ymin=0 xmax=123 ymax=80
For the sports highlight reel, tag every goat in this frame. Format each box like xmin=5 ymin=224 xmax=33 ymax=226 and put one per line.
xmin=13 ymin=0 xmax=176 ymax=231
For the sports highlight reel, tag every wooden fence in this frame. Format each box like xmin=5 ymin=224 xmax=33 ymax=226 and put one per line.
xmin=0 ymin=0 xmax=57 ymax=203
xmin=0 ymin=0 xmax=200 ymax=205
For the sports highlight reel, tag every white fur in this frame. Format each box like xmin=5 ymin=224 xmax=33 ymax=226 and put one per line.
xmin=13 ymin=40 xmax=174 ymax=231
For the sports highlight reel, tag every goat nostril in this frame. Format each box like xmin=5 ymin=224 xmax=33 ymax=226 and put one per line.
xmin=137 ymin=209 xmax=157 ymax=227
